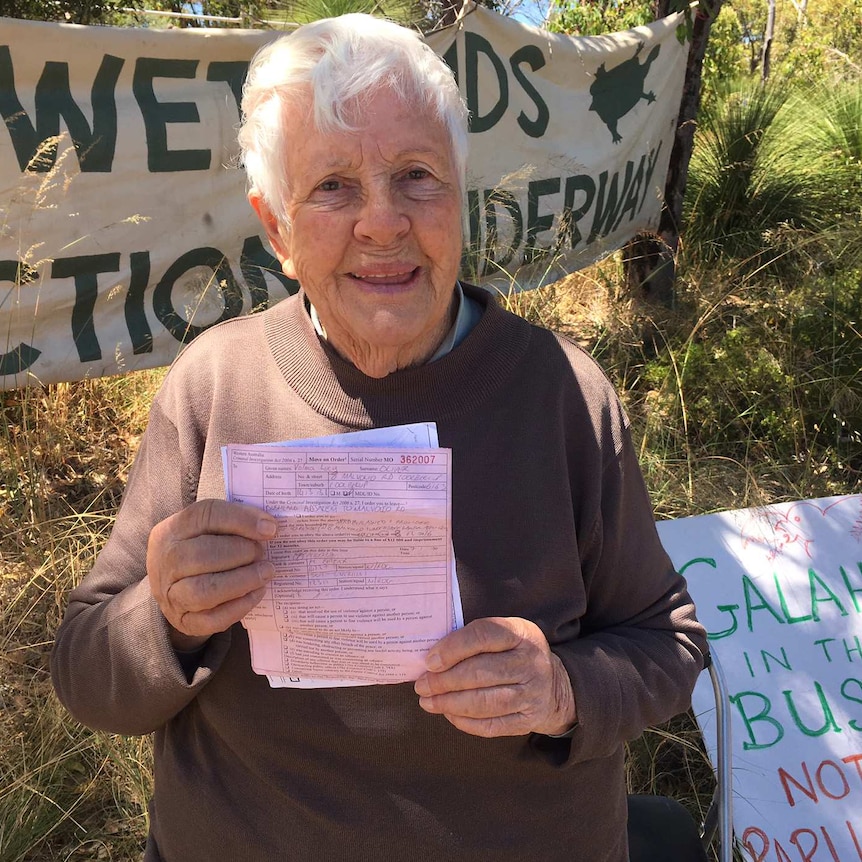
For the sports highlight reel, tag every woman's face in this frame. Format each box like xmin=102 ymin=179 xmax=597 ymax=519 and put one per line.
xmin=252 ymin=88 xmax=464 ymax=379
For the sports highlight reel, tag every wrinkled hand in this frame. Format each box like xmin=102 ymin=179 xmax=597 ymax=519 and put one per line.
xmin=147 ymin=499 xmax=278 ymax=651
xmin=413 ymin=617 xmax=576 ymax=738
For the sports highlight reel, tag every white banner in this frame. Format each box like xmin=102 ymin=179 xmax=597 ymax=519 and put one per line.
xmin=658 ymin=497 xmax=862 ymax=862
xmin=0 ymin=6 xmax=688 ymax=388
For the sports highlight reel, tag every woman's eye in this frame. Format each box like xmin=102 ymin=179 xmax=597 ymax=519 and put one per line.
xmin=407 ymin=169 xmax=430 ymax=181
xmin=318 ymin=179 xmax=341 ymax=192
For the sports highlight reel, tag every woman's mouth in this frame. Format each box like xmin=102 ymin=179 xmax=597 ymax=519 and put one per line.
xmin=348 ymin=268 xmax=418 ymax=287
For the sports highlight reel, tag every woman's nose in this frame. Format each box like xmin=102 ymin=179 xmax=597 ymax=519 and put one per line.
xmin=354 ymin=185 xmax=410 ymax=245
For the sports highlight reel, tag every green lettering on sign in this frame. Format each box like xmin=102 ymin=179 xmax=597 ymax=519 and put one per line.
xmin=240 ymin=235 xmax=298 ymax=311
xmin=0 ymin=259 xmax=41 ymax=375
xmin=465 ymin=33 xmax=507 ymax=134
xmin=0 ymin=46 xmax=123 ymax=172
xmin=52 ymin=253 xmax=121 ymax=362
xmin=508 ymin=45 xmax=549 ymax=138
xmin=729 ymin=690 xmax=784 ymax=751
xmin=153 ymin=247 xmax=242 ymax=343
xmin=133 ymin=57 xmax=211 ymax=173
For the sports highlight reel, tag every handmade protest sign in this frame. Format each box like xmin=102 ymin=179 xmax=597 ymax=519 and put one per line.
xmin=0 ymin=5 xmax=688 ymax=389
xmin=657 ymin=496 xmax=862 ymax=862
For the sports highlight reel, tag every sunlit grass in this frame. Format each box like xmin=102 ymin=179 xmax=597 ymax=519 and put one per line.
xmin=1 ymin=72 xmax=860 ymax=860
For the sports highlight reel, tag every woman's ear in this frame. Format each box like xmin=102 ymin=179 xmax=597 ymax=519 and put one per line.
xmin=248 ymin=191 xmax=297 ymax=279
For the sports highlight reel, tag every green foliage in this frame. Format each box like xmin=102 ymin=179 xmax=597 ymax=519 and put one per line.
xmin=547 ymin=0 xmax=654 ymax=36
xmin=262 ymin=0 xmax=426 ymax=28
xmin=684 ymin=78 xmax=861 ymax=270
xmin=700 ymin=5 xmax=746 ymax=104
xmin=637 ymin=269 xmax=862 ymax=473
xmin=725 ymin=0 xmax=862 ymax=83
xmin=0 ymin=0 xmax=139 ymax=24
xmin=194 ymin=0 xmax=265 ymax=23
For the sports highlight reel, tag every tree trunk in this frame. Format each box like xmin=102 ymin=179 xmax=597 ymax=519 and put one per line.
xmin=762 ymin=0 xmax=777 ymax=81
xmin=622 ymin=0 xmax=724 ymax=307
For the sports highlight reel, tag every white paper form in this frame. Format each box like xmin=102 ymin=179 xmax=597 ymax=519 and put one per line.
xmin=220 ymin=422 xmax=463 ymax=688
xmin=264 ymin=422 xmax=464 ymax=635
xmin=224 ymin=441 xmax=454 ymax=687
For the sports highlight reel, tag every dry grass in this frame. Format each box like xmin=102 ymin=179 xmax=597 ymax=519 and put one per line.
xmin=1 ymin=370 xmax=164 ymax=861
xmin=1 ymin=266 xmax=859 ymax=859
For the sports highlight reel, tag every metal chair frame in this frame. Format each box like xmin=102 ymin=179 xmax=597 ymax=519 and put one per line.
xmin=700 ymin=652 xmax=734 ymax=862
xmin=627 ymin=652 xmax=734 ymax=862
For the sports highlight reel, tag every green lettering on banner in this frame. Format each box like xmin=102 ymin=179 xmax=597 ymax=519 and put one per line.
xmin=153 ymin=247 xmax=242 ymax=342
xmin=781 ymin=680 xmax=842 ymax=736
xmin=743 ymin=574 xmax=786 ymax=631
xmin=774 ymin=572 xmax=815 ymax=625
xmin=465 ymin=32 xmax=507 ymax=134
xmin=641 ymin=142 xmax=662 ymax=211
xmin=133 ymin=58 xmax=211 ymax=173
xmin=782 ymin=681 xmax=842 ymax=739
xmin=555 ymin=175 xmax=596 ymax=251
xmin=482 ymin=188 xmax=522 ymax=273
xmin=814 ymin=637 xmax=837 ymax=662
xmin=761 ymin=647 xmax=792 ymax=673
xmin=809 ymin=567 xmax=849 ymax=621
xmin=508 ymin=45 xmax=549 ymax=138
xmin=0 ymin=46 xmax=123 ymax=172
xmin=0 ymin=260 xmax=41 ymax=375
xmin=742 ymin=647 xmax=793 ymax=677
xmin=524 ymin=176 xmax=560 ymax=264
xmin=52 ymin=253 xmax=121 ymax=362
xmin=205 ymin=61 xmax=248 ymax=114
xmin=588 ymin=160 xmax=634 ymax=244
xmin=125 ymin=251 xmax=153 ymax=354
xmin=679 ymin=556 xmax=718 ymax=576
xmin=841 ymin=678 xmax=862 ymax=731
xmin=841 ymin=563 xmax=862 ymax=612
xmin=730 ymin=690 xmax=785 ymax=750
xmin=613 ymin=154 xmax=647 ymax=231
xmin=239 ymin=235 xmax=298 ymax=311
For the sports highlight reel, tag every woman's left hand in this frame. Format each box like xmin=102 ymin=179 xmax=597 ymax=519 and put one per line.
xmin=413 ymin=617 xmax=577 ymax=737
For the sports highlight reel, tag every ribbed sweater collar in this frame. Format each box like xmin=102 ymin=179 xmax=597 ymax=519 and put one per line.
xmin=263 ymin=284 xmax=532 ymax=429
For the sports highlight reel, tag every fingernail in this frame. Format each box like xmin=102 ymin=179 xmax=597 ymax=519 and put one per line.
xmin=258 ymin=561 xmax=276 ymax=581
xmin=425 ymin=652 xmax=443 ymax=672
xmin=414 ymin=675 xmax=429 ymax=696
xmin=258 ymin=518 xmax=277 ymax=538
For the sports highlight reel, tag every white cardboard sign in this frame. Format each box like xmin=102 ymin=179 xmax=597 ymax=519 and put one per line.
xmin=657 ymin=496 xmax=862 ymax=862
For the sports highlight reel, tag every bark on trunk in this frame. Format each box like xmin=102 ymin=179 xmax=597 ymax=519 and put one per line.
xmin=762 ymin=0 xmax=777 ymax=81
xmin=622 ymin=0 xmax=724 ymax=307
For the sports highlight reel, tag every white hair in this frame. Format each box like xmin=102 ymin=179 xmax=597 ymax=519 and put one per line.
xmin=239 ymin=14 xmax=470 ymax=223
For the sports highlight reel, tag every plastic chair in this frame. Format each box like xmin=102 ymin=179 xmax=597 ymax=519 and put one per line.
xmin=627 ymin=653 xmax=733 ymax=862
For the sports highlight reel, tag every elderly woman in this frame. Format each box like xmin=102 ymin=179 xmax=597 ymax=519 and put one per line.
xmin=51 ymin=14 xmax=706 ymax=862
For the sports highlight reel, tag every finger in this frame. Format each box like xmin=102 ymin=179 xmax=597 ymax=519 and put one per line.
xmin=176 ymin=586 xmax=269 ymax=638
xmin=417 ymin=684 xmax=526 ymax=720
xmin=163 ymin=499 xmax=278 ymax=543
xmin=162 ymin=533 xmax=268 ymax=582
xmin=414 ymin=650 xmax=527 ymax=696
xmin=424 ymin=617 xmax=526 ymax=672
xmin=167 ymin=560 xmax=275 ymax=614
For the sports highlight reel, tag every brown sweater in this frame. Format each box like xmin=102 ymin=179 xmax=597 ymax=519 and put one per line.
xmin=51 ymin=285 xmax=706 ymax=862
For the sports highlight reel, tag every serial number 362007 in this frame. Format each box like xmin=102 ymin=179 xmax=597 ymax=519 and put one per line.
xmin=400 ymin=454 xmax=437 ymax=465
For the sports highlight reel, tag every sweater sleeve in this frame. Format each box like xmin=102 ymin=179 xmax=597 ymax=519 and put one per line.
xmin=551 ymin=421 xmax=707 ymax=765
xmin=50 ymin=398 xmax=232 ymax=736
